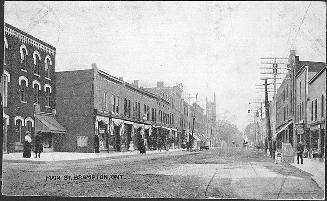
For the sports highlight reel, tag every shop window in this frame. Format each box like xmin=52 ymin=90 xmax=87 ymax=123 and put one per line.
xmin=77 ymin=136 xmax=88 ymax=147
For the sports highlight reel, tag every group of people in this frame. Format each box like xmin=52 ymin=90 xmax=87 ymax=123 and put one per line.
xmin=23 ymin=131 xmax=43 ymax=158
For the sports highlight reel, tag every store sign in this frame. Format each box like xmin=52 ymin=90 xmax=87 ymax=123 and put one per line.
xmin=99 ymin=129 xmax=105 ymax=134
xmin=296 ymin=126 xmax=304 ymax=134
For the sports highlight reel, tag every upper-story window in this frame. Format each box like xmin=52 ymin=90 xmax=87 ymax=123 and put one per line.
xmin=111 ymin=94 xmax=119 ymax=114
xmin=314 ymin=99 xmax=317 ymax=121
xmin=1 ymin=70 xmax=10 ymax=107
xmin=45 ymin=55 xmax=52 ymax=79
xmin=20 ymin=44 xmax=28 ymax=69
xmin=311 ymin=100 xmax=314 ymax=121
xmin=102 ymin=92 xmax=109 ymax=112
xmin=19 ymin=76 xmax=28 ymax=102
xmin=4 ymin=37 xmax=8 ymax=65
xmin=33 ymin=51 xmax=41 ymax=75
xmin=322 ymin=95 xmax=325 ymax=118
xmin=299 ymin=81 xmax=302 ymax=99
xmin=44 ymin=84 xmax=52 ymax=107
xmin=33 ymin=80 xmax=41 ymax=105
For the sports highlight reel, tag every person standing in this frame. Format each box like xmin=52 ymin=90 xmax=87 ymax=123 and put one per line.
xmin=34 ymin=132 xmax=43 ymax=158
xmin=23 ymin=131 xmax=32 ymax=158
xmin=296 ymin=141 xmax=304 ymax=164
xmin=94 ymin=134 xmax=100 ymax=153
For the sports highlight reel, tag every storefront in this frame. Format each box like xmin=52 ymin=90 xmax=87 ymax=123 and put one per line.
xmin=309 ymin=122 xmax=325 ymax=158
xmin=35 ymin=113 xmax=67 ymax=152
xmin=3 ymin=113 xmax=10 ymax=153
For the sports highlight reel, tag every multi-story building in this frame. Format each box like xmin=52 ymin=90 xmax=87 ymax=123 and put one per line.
xmin=145 ymin=82 xmax=185 ymax=149
xmin=192 ymin=102 xmax=206 ymax=147
xmin=55 ymin=65 xmax=171 ymax=153
xmin=274 ymin=76 xmax=294 ymax=150
xmin=2 ymin=23 xmax=66 ymax=153
xmin=308 ymin=67 xmax=326 ymax=157
xmin=294 ymin=60 xmax=325 ymax=150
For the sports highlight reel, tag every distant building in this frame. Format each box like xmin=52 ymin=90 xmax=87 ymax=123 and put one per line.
xmin=2 ymin=23 xmax=66 ymax=153
xmin=206 ymin=94 xmax=217 ymax=147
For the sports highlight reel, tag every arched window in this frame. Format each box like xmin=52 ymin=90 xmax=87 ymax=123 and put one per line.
xmin=20 ymin=44 xmax=28 ymax=69
xmin=4 ymin=37 xmax=8 ymax=65
xmin=25 ymin=117 xmax=34 ymax=136
xmin=1 ymin=70 xmax=10 ymax=107
xmin=19 ymin=76 xmax=28 ymax=102
xmin=14 ymin=117 xmax=24 ymax=143
xmin=33 ymin=80 xmax=41 ymax=104
xmin=33 ymin=51 xmax=41 ymax=75
xmin=45 ymin=55 xmax=52 ymax=78
xmin=45 ymin=85 xmax=51 ymax=107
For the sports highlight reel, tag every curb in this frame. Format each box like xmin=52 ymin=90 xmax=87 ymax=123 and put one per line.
xmin=3 ymin=149 xmax=187 ymax=164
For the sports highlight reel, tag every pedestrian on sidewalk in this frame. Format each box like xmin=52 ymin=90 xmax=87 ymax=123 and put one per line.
xmin=23 ymin=131 xmax=32 ymax=158
xmin=94 ymin=134 xmax=100 ymax=153
xmin=34 ymin=132 xmax=43 ymax=158
xmin=296 ymin=141 xmax=304 ymax=164
xmin=139 ymin=139 xmax=146 ymax=154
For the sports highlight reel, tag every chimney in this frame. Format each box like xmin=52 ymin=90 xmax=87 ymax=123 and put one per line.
xmin=91 ymin=63 xmax=97 ymax=70
xmin=157 ymin=81 xmax=164 ymax=88
xmin=133 ymin=80 xmax=139 ymax=87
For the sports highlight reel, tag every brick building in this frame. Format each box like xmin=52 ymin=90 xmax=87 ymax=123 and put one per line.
xmin=294 ymin=61 xmax=325 ymax=150
xmin=55 ymin=65 xmax=172 ymax=153
xmin=2 ymin=23 xmax=66 ymax=153
xmin=308 ymin=67 xmax=326 ymax=157
xmin=145 ymin=82 xmax=186 ymax=149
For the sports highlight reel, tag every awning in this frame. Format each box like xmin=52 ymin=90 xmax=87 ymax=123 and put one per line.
xmin=35 ymin=114 xmax=67 ymax=134
xmin=273 ymin=121 xmax=293 ymax=139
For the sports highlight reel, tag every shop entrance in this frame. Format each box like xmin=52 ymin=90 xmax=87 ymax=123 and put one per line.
xmin=98 ymin=121 xmax=108 ymax=151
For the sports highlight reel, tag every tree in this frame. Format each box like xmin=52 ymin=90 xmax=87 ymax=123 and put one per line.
xmin=216 ymin=120 xmax=243 ymax=146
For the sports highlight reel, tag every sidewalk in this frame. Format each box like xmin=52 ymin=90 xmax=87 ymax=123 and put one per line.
xmin=290 ymin=156 xmax=325 ymax=192
xmin=2 ymin=148 xmax=184 ymax=163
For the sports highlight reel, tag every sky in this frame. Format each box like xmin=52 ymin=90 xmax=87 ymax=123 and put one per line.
xmin=4 ymin=1 xmax=326 ymax=132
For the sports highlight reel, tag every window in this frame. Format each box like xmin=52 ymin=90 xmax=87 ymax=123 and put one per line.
xmin=34 ymin=83 xmax=40 ymax=104
xmin=1 ymin=72 xmax=10 ymax=107
xmin=102 ymin=92 xmax=109 ymax=112
xmin=20 ymin=45 xmax=28 ymax=69
xmin=302 ymin=102 xmax=304 ymax=120
xmin=315 ymin=99 xmax=317 ymax=121
xmin=26 ymin=120 xmax=33 ymax=134
xmin=4 ymin=37 xmax=8 ymax=65
xmin=33 ymin=51 xmax=41 ymax=75
xmin=45 ymin=86 xmax=51 ymax=107
xmin=15 ymin=119 xmax=23 ymax=143
xmin=128 ymin=100 xmax=131 ymax=117
xmin=147 ymin=105 xmax=150 ymax=120
xmin=124 ymin=98 xmax=128 ymax=116
xmin=20 ymin=80 xmax=27 ymax=102
xmin=286 ymin=84 xmax=288 ymax=98
xmin=311 ymin=101 xmax=314 ymax=121
xmin=300 ymin=82 xmax=302 ymax=100
xmin=116 ymin=96 xmax=119 ymax=114
xmin=45 ymin=56 xmax=52 ymax=78
xmin=77 ymin=136 xmax=88 ymax=147
xmin=322 ymin=95 xmax=325 ymax=118
xmin=137 ymin=102 xmax=140 ymax=119
xmin=111 ymin=95 xmax=115 ymax=112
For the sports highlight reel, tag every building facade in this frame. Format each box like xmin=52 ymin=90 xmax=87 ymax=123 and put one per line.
xmin=2 ymin=23 xmax=65 ymax=153
xmin=308 ymin=67 xmax=326 ymax=157
xmin=56 ymin=65 xmax=173 ymax=153
xmin=205 ymin=94 xmax=217 ymax=147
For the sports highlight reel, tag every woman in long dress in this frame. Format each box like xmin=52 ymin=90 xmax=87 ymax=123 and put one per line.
xmin=23 ymin=132 xmax=32 ymax=158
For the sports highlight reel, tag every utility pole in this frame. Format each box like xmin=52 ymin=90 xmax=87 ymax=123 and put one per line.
xmin=263 ymin=79 xmax=272 ymax=157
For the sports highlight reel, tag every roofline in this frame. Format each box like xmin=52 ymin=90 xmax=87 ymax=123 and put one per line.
xmin=309 ymin=67 xmax=326 ymax=84
xmin=5 ymin=23 xmax=56 ymax=50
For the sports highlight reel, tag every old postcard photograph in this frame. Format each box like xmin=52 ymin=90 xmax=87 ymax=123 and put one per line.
xmin=1 ymin=1 xmax=326 ymax=199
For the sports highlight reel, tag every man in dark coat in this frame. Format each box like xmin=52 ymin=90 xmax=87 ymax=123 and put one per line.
xmin=296 ymin=141 xmax=305 ymax=164
xmin=94 ymin=134 xmax=100 ymax=153
xmin=34 ymin=132 xmax=43 ymax=158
